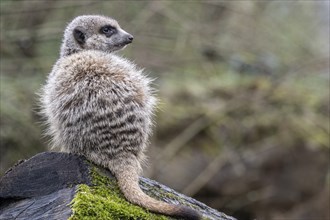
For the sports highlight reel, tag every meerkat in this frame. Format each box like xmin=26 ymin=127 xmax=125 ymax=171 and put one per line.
xmin=40 ymin=15 xmax=201 ymax=220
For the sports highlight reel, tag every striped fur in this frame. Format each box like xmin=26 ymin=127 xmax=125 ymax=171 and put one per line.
xmin=40 ymin=15 xmax=200 ymax=220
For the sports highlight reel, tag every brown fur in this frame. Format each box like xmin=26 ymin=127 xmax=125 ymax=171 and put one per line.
xmin=40 ymin=15 xmax=201 ymax=219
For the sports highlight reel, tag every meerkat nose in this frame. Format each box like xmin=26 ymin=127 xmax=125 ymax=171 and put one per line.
xmin=127 ymin=34 xmax=134 ymax=43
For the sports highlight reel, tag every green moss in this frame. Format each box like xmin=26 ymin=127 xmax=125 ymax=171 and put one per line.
xmin=68 ymin=167 xmax=168 ymax=220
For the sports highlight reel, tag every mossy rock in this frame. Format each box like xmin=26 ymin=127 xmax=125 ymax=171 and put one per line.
xmin=0 ymin=152 xmax=235 ymax=220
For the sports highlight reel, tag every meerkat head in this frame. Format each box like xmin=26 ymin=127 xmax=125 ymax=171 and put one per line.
xmin=60 ymin=15 xmax=134 ymax=57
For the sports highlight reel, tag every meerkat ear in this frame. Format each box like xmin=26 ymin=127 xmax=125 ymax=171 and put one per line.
xmin=73 ymin=26 xmax=86 ymax=45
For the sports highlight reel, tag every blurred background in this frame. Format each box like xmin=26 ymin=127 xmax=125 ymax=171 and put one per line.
xmin=0 ymin=1 xmax=329 ymax=220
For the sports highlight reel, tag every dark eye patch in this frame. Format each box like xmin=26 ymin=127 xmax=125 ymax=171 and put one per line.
xmin=100 ymin=25 xmax=116 ymax=37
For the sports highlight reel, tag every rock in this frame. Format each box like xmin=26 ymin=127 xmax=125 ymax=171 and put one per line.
xmin=0 ymin=152 xmax=235 ymax=220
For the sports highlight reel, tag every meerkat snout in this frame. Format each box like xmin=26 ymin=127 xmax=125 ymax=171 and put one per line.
xmin=126 ymin=34 xmax=134 ymax=43
xmin=119 ymin=31 xmax=134 ymax=45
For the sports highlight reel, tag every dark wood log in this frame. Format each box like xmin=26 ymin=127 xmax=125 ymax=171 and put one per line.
xmin=0 ymin=152 xmax=236 ymax=220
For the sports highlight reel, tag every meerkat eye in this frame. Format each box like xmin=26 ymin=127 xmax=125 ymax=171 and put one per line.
xmin=101 ymin=26 xmax=116 ymax=36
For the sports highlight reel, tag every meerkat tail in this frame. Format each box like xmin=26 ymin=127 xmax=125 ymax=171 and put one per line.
xmin=113 ymin=165 xmax=201 ymax=220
